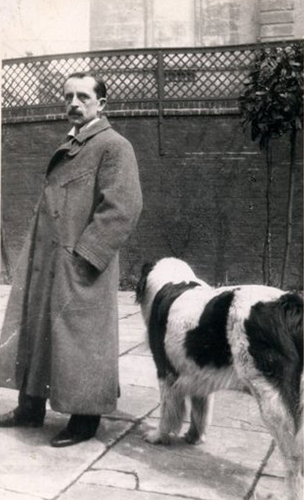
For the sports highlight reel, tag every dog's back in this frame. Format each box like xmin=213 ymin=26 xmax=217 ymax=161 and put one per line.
xmin=136 ymin=257 xmax=211 ymax=325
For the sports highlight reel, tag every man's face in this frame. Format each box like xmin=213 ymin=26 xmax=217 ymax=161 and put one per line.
xmin=63 ymin=76 xmax=105 ymax=129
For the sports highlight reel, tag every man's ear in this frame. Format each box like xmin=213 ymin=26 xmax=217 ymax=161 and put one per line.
xmin=98 ymin=98 xmax=107 ymax=113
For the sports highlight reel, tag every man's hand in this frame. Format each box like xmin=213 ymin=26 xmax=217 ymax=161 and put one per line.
xmin=72 ymin=252 xmax=99 ymax=283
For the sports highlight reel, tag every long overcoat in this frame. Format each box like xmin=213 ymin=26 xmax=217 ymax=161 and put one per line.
xmin=0 ymin=116 xmax=142 ymax=414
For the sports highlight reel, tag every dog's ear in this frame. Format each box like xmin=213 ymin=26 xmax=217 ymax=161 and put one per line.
xmin=136 ymin=262 xmax=155 ymax=303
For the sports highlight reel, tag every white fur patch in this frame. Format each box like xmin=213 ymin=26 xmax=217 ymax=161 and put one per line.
xmin=226 ymin=285 xmax=284 ymax=380
xmin=140 ymin=257 xmax=211 ymax=327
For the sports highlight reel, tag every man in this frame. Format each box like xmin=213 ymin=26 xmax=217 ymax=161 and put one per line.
xmin=0 ymin=72 xmax=142 ymax=447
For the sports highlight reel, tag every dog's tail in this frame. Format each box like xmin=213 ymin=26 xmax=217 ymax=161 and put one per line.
xmin=246 ymin=292 xmax=303 ymax=424
xmin=279 ymin=293 xmax=304 ymax=458
xmin=272 ymin=293 xmax=303 ymax=468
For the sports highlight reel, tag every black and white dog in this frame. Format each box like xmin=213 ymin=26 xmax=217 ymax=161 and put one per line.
xmin=136 ymin=257 xmax=303 ymax=500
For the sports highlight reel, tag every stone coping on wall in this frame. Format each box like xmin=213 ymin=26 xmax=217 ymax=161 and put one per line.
xmin=2 ymin=105 xmax=240 ymax=124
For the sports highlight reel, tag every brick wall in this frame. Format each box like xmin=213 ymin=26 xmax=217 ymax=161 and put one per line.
xmin=1 ymin=113 xmax=303 ymax=289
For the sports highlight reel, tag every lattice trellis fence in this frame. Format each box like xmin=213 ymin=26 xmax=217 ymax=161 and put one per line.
xmin=2 ymin=41 xmax=300 ymax=112
xmin=2 ymin=52 xmax=159 ymax=109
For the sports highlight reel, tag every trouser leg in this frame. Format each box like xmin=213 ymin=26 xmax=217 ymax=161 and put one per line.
xmin=50 ymin=414 xmax=101 ymax=447
xmin=16 ymin=374 xmax=46 ymax=422
xmin=67 ymin=414 xmax=101 ymax=437
xmin=0 ymin=376 xmax=46 ymax=428
xmin=17 ymin=391 xmax=46 ymax=420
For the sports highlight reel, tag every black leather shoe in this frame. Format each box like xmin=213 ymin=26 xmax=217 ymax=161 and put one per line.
xmin=0 ymin=409 xmax=44 ymax=428
xmin=50 ymin=427 xmax=95 ymax=448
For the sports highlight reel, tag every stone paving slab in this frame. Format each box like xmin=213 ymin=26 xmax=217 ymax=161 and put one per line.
xmin=118 ymin=291 xmax=139 ymax=319
xmin=210 ymin=391 xmax=266 ymax=433
xmin=119 ymin=325 xmax=145 ymax=355
xmin=0 ymin=285 xmax=10 ymax=330
xmin=0 ymin=388 xmax=136 ymax=500
xmin=0 ymin=408 xmax=135 ymax=500
xmin=0 ymin=387 xmax=18 ymax=411
xmin=118 ymin=293 xmax=145 ymax=354
xmin=261 ymin=446 xmax=285 ymax=477
xmin=149 ymin=391 xmax=266 ymax=434
xmin=131 ymin=343 xmax=152 ymax=356
xmin=119 ymin=339 xmax=142 ymax=355
xmin=253 ymin=443 xmax=287 ymax=500
xmin=0 ymin=489 xmax=44 ymax=500
xmin=120 ymin=310 xmax=144 ymax=322
xmin=112 ymin=384 xmax=159 ymax=421
xmin=60 ymin=483 xmax=194 ymax=500
xmin=0 ymin=285 xmax=10 ymax=300
xmin=253 ymin=475 xmax=286 ymax=500
xmin=0 ymin=427 xmax=103 ymax=499
xmin=119 ymin=320 xmax=145 ymax=343
xmin=90 ymin=421 xmax=274 ymax=500
xmin=119 ymin=353 xmax=159 ymax=389
xmin=82 ymin=469 xmax=138 ymax=489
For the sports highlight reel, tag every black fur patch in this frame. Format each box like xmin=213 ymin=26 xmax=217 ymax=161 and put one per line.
xmin=184 ymin=291 xmax=235 ymax=368
xmin=136 ymin=262 xmax=155 ymax=304
xmin=245 ymin=293 xmax=303 ymax=425
xmin=149 ymin=281 xmax=200 ymax=380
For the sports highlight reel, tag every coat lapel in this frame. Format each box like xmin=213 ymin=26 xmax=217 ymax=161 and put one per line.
xmin=46 ymin=116 xmax=112 ymax=175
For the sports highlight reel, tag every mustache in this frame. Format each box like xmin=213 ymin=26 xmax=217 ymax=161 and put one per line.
xmin=68 ymin=111 xmax=83 ymax=117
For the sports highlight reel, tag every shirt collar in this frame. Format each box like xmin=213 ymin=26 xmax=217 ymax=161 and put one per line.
xmin=67 ymin=117 xmax=101 ymax=138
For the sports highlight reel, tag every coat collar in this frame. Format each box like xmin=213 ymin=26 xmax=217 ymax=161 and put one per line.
xmin=70 ymin=115 xmax=112 ymax=144
xmin=46 ymin=115 xmax=112 ymax=175
xmin=67 ymin=117 xmax=100 ymax=139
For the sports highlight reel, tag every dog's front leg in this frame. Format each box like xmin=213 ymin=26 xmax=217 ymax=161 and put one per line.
xmin=185 ymin=393 xmax=214 ymax=445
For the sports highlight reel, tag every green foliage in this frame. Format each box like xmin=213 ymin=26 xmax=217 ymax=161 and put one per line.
xmin=239 ymin=43 xmax=303 ymax=150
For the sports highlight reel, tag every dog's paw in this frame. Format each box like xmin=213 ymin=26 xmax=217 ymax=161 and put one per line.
xmin=184 ymin=431 xmax=206 ymax=445
xmin=144 ymin=430 xmax=171 ymax=445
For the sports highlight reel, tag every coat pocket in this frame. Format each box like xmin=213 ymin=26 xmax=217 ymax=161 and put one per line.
xmin=62 ymin=246 xmax=99 ymax=286
xmin=60 ymin=169 xmax=96 ymax=187
xmin=61 ymin=170 xmax=96 ymax=220
xmin=42 ymin=183 xmax=66 ymax=219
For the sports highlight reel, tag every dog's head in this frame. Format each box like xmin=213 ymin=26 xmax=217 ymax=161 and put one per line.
xmin=136 ymin=261 xmax=155 ymax=304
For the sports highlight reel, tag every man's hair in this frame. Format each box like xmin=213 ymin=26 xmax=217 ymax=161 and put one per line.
xmin=65 ymin=71 xmax=107 ymax=99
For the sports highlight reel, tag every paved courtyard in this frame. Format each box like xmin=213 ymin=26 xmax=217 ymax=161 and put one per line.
xmin=0 ymin=285 xmax=288 ymax=500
